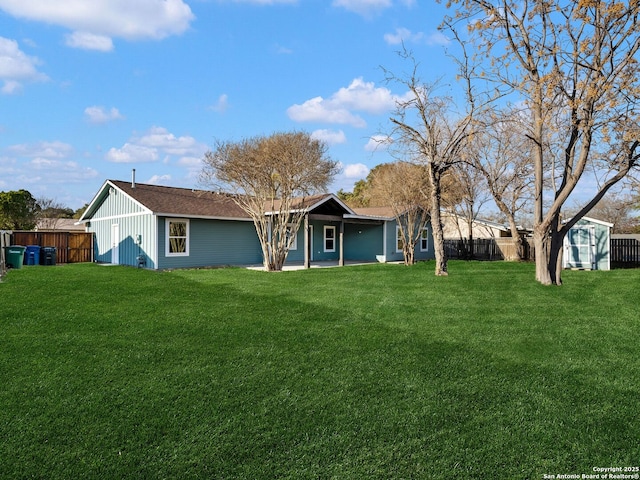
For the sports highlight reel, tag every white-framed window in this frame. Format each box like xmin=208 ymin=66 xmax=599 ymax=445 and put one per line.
xmin=286 ymin=224 xmax=298 ymax=251
xmin=324 ymin=225 xmax=336 ymax=252
xmin=396 ymin=226 xmax=404 ymax=253
xmin=166 ymin=218 xmax=189 ymax=256
xmin=420 ymin=227 xmax=429 ymax=252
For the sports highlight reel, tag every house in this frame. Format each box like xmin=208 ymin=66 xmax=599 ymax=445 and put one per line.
xmin=78 ymin=179 xmax=435 ymax=270
xmin=441 ymin=213 xmax=530 ymax=240
xmin=35 ymin=218 xmax=86 ymax=232
xmin=563 ymin=216 xmax=613 ymax=270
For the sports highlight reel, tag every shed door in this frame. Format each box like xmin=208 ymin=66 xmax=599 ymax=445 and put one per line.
xmin=566 ymin=226 xmax=594 ymax=269
xmin=111 ymin=223 xmax=120 ymax=265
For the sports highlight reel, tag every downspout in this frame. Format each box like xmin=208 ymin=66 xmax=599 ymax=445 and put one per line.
xmin=339 ymin=220 xmax=344 ymax=267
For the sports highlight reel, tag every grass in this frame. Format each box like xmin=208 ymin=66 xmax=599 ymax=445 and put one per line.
xmin=1 ymin=261 xmax=638 ymax=479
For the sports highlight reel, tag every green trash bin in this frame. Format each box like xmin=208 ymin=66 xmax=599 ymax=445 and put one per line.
xmin=4 ymin=245 xmax=26 ymax=269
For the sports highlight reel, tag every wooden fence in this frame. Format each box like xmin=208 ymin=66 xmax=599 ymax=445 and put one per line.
xmin=610 ymin=238 xmax=640 ymax=269
xmin=444 ymin=237 xmax=534 ymax=261
xmin=10 ymin=231 xmax=93 ymax=264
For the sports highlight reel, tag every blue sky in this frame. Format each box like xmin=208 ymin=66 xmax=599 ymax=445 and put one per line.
xmin=0 ymin=0 xmax=458 ymax=209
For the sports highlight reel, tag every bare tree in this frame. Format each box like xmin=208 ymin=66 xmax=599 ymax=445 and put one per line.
xmin=36 ymin=197 xmax=74 ymax=230
xmin=385 ymin=53 xmax=476 ymax=276
xmin=446 ymin=160 xmax=492 ymax=258
xmin=469 ymin=108 xmax=535 ymax=260
xmin=368 ymin=162 xmax=431 ymax=265
xmin=583 ymin=193 xmax=640 ymax=234
xmin=200 ymin=131 xmax=339 ymax=271
xmin=446 ymin=0 xmax=640 ymax=284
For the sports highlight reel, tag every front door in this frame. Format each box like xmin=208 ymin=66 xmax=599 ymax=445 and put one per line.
xmin=111 ymin=223 xmax=119 ymax=265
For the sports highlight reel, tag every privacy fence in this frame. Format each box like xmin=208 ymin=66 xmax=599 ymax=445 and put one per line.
xmin=444 ymin=238 xmax=535 ymax=262
xmin=10 ymin=231 xmax=93 ymax=264
xmin=610 ymin=238 xmax=640 ymax=269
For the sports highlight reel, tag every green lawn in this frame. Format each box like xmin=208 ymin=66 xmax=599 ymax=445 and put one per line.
xmin=1 ymin=262 xmax=638 ymax=479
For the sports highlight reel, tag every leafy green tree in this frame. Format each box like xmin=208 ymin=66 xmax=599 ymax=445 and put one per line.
xmin=0 ymin=190 xmax=41 ymax=230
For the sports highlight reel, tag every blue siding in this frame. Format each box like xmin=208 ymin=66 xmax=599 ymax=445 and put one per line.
xmin=384 ymin=218 xmax=435 ymax=263
xmin=157 ymin=217 xmax=262 ymax=269
xmin=344 ymin=223 xmax=383 ymax=261
xmin=311 ymin=220 xmax=341 ymax=262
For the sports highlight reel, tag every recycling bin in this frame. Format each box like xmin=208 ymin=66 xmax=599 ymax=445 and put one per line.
xmin=41 ymin=246 xmax=57 ymax=266
xmin=25 ymin=245 xmax=41 ymax=265
xmin=4 ymin=245 xmax=26 ymax=269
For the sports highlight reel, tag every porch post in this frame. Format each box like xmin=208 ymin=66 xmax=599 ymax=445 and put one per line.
xmin=339 ymin=220 xmax=344 ymax=267
xmin=304 ymin=214 xmax=310 ymax=269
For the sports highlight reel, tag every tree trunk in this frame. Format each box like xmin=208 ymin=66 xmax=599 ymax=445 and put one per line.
xmin=534 ymin=225 xmax=565 ymax=285
xmin=429 ymin=174 xmax=448 ymax=276
xmin=506 ymin=216 xmax=524 ymax=261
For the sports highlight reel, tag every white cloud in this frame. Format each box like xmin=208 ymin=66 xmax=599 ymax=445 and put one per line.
xmin=208 ymin=94 xmax=229 ymax=113
xmin=426 ymin=31 xmax=450 ymax=46
xmin=85 ymin=106 xmax=124 ymax=124
xmin=232 ymin=0 xmax=297 ymax=3
xmin=27 ymin=159 xmax=99 ymax=183
xmin=177 ymin=156 xmax=203 ymax=168
xmin=0 ymin=0 xmax=194 ymax=50
xmin=1 ymin=147 xmax=97 ymax=185
xmin=332 ymin=0 xmax=392 ymax=17
xmin=147 ymin=174 xmax=172 ymax=185
xmin=137 ymin=126 xmax=206 ymax=156
xmin=287 ymin=77 xmax=407 ymax=128
xmin=2 ymin=79 xmax=21 ymax=94
xmin=365 ymin=135 xmax=392 ymax=152
xmin=288 ymin=96 xmax=367 ymax=127
xmin=311 ymin=129 xmax=347 ymax=145
xmin=8 ymin=141 xmax=74 ymax=158
xmin=343 ymin=163 xmax=370 ymax=179
xmin=65 ymin=32 xmax=114 ymax=52
xmin=105 ymin=143 xmax=159 ymax=163
xmin=105 ymin=126 xmax=207 ymax=165
xmin=384 ymin=27 xmax=423 ymax=45
xmin=384 ymin=27 xmax=450 ymax=47
xmin=0 ymin=37 xmax=48 ymax=93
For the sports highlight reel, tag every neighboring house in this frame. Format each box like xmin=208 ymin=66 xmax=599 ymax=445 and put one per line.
xmin=78 ymin=179 xmax=435 ymax=270
xmin=35 ymin=218 xmax=86 ymax=232
xmin=442 ymin=214 xmax=529 ymax=239
xmin=563 ymin=216 xmax=613 ymax=271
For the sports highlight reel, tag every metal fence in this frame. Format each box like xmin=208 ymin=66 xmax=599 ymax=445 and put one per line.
xmin=10 ymin=231 xmax=93 ymax=264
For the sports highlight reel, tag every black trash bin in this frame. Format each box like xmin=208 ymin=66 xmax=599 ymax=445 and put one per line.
xmin=41 ymin=247 xmax=57 ymax=266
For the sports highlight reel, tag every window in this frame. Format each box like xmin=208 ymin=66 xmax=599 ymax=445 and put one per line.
xmin=396 ymin=226 xmax=404 ymax=253
xmin=420 ymin=227 xmax=429 ymax=252
xmin=166 ymin=219 xmax=189 ymax=256
xmin=286 ymin=224 xmax=297 ymax=251
xmin=324 ymin=226 xmax=336 ymax=252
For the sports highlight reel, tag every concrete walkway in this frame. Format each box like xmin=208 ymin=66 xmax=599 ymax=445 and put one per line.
xmin=246 ymin=260 xmax=383 ymax=271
